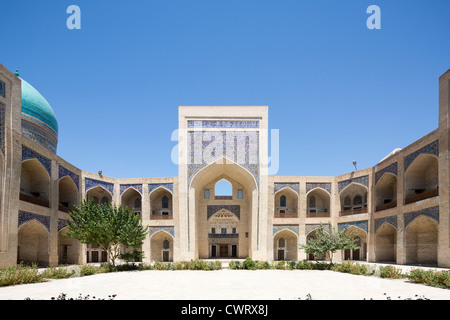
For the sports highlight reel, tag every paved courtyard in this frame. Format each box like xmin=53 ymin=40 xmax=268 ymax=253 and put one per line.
xmin=0 ymin=266 xmax=449 ymax=300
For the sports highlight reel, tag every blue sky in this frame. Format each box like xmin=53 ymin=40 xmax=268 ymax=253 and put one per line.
xmin=1 ymin=1 xmax=449 ymax=179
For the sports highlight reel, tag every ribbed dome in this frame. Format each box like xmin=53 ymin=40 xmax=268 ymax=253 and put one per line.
xmin=21 ymin=78 xmax=58 ymax=135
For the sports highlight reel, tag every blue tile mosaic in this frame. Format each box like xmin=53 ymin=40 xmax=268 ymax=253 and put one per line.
xmin=18 ymin=210 xmax=50 ymax=232
xmin=21 ymin=117 xmax=57 ymax=153
xmin=187 ymin=120 xmax=259 ymax=128
xmin=85 ymin=178 xmax=114 ymax=196
xmin=207 ymin=205 xmax=240 ymax=220
xmin=404 ymin=206 xmax=439 ymax=228
xmin=374 ymin=215 xmax=398 ymax=232
xmin=148 ymin=183 xmax=173 ymax=194
xmin=404 ymin=140 xmax=439 ymax=172
xmin=187 ymin=131 xmax=260 ymax=188
xmin=305 ymin=224 xmax=331 ymax=236
xmin=58 ymin=218 xmax=67 ymax=232
xmin=59 ymin=166 xmax=79 ymax=190
xmin=375 ymin=162 xmax=398 ymax=185
xmin=274 ymin=183 xmax=300 ymax=194
xmin=120 ymin=184 xmax=143 ymax=195
xmin=338 ymin=220 xmax=368 ymax=233
xmin=306 ymin=183 xmax=332 ymax=195
xmin=338 ymin=175 xmax=369 ymax=193
xmin=273 ymin=224 xmax=299 ymax=236
xmin=22 ymin=145 xmax=51 ymax=177
xmin=149 ymin=226 xmax=175 ymax=238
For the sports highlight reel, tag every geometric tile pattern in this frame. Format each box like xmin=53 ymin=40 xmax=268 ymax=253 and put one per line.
xmin=338 ymin=220 xmax=368 ymax=233
xmin=148 ymin=183 xmax=173 ymax=195
xmin=207 ymin=205 xmax=240 ymax=220
xmin=338 ymin=175 xmax=369 ymax=193
xmin=58 ymin=218 xmax=67 ymax=232
xmin=305 ymin=223 xmax=331 ymax=236
xmin=374 ymin=215 xmax=398 ymax=232
xmin=404 ymin=206 xmax=439 ymax=228
xmin=120 ymin=184 xmax=143 ymax=195
xmin=306 ymin=182 xmax=331 ymax=195
xmin=59 ymin=165 xmax=80 ymax=190
xmin=18 ymin=210 xmax=50 ymax=232
xmin=274 ymin=183 xmax=299 ymax=194
xmin=21 ymin=145 xmax=52 ymax=177
xmin=187 ymin=120 xmax=259 ymax=128
xmin=148 ymin=226 xmax=175 ymax=238
xmin=85 ymin=178 xmax=114 ymax=196
xmin=273 ymin=224 xmax=299 ymax=236
xmin=375 ymin=162 xmax=398 ymax=185
xmin=404 ymin=140 xmax=439 ymax=172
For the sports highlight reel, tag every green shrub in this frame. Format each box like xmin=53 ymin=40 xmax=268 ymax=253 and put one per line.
xmin=332 ymin=261 xmax=372 ymax=276
xmin=0 ymin=264 xmax=44 ymax=287
xmin=40 ymin=266 xmax=76 ymax=279
xmin=255 ymin=260 xmax=271 ymax=269
xmin=296 ymin=260 xmax=314 ymax=270
xmin=314 ymin=262 xmax=334 ymax=270
xmin=228 ymin=260 xmax=242 ymax=269
xmin=242 ymin=258 xmax=256 ymax=270
xmin=379 ymin=265 xmax=403 ymax=279
xmin=153 ymin=261 xmax=170 ymax=270
xmin=274 ymin=261 xmax=287 ymax=270
xmin=407 ymin=269 xmax=450 ymax=289
xmin=80 ymin=264 xmax=99 ymax=276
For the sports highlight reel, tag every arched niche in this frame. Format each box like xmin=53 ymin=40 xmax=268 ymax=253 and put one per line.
xmin=149 ymin=187 xmax=173 ymax=218
xmin=150 ymin=230 xmax=174 ymax=262
xmin=342 ymin=226 xmax=367 ymax=261
xmin=375 ymin=223 xmax=397 ymax=263
xmin=17 ymin=220 xmax=49 ymax=266
xmin=86 ymin=186 xmax=112 ymax=205
xmin=58 ymin=228 xmax=80 ymax=265
xmin=20 ymin=159 xmax=50 ymax=207
xmin=121 ymin=187 xmax=142 ymax=217
xmin=306 ymin=188 xmax=330 ymax=217
xmin=339 ymin=183 xmax=368 ymax=216
xmin=404 ymin=154 xmax=438 ymax=204
xmin=274 ymin=187 xmax=298 ymax=217
xmin=375 ymin=173 xmax=397 ymax=211
xmin=273 ymin=229 xmax=298 ymax=261
xmin=405 ymin=215 xmax=438 ymax=266
xmin=58 ymin=176 xmax=78 ymax=212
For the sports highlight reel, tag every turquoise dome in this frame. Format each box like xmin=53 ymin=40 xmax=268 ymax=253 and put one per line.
xmin=20 ymin=78 xmax=58 ymax=135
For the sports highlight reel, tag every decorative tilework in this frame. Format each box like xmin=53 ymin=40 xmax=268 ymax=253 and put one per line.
xmin=18 ymin=210 xmax=50 ymax=232
xmin=404 ymin=140 xmax=439 ymax=172
xmin=305 ymin=224 xmax=331 ymax=236
xmin=187 ymin=131 xmax=260 ymax=187
xmin=58 ymin=218 xmax=67 ymax=232
xmin=306 ymin=183 xmax=331 ymax=195
xmin=187 ymin=120 xmax=259 ymax=128
xmin=85 ymin=178 xmax=114 ymax=196
xmin=148 ymin=183 xmax=173 ymax=195
xmin=21 ymin=118 xmax=57 ymax=153
xmin=374 ymin=215 xmax=398 ymax=232
xmin=208 ymin=233 xmax=239 ymax=239
xmin=338 ymin=175 xmax=369 ymax=193
xmin=148 ymin=226 xmax=175 ymax=238
xmin=404 ymin=206 xmax=439 ymax=228
xmin=120 ymin=184 xmax=143 ymax=195
xmin=0 ymin=103 xmax=5 ymax=156
xmin=375 ymin=162 xmax=398 ymax=185
xmin=273 ymin=224 xmax=299 ymax=236
xmin=59 ymin=166 xmax=79 ymax=190
xmin=274 ymin=183 xmax=299 ymax=194
xmin=338 ymin=220 xmax=368 ymax=233
xmin=207 ymin=205 xmax=240 ymax=220
xmin=22 ymin=145 xmax=51 ymax=176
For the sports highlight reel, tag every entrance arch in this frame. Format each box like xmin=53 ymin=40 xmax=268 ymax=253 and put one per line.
xmin=405 ymin=215 xmax=438 ymax=266
xmin=189 ymin=157 xmax=258 ymax=260
xmin=273 ymin=229 xmax=298 ymax=261
xmin=17 ymin=220 xmax=49 ymax=266
xmin=375 ymin=223 xmax=397 ymax=263
xmin=150 ymin=230 xmax=174 ymax=262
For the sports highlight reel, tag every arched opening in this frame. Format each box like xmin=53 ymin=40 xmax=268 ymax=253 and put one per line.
xmin=150 ymin=231 xmax=174 ymax=262
xmin=214 ymin=179 xmax=233 ymax=199
xmin=274 ymin=187 xmax=298 ymax=218
xmin=305 ymin=229 xmax=327 ymax=261
xmin=58 ymin=177 xmax=78 ymax=212
xmin=375 ymin=173 xmax=397 ymax=211
xmin=20 ymin=159 xmax=50 ymax=207
xmin=86 ymin=186 xmax=112 ymax=205
xmin=190 ymin=157 xmax=257 ymax=259
xmin=58 ymin=228 xmax=80 ymax=265
xmin=339 ymin=183 xmax=368 ymax=216
xmin=150 ymin=187 xmax=173 ymax=219
xmin=306 ymin=188 xmax=330 ymax=217
xmin=375 ymin=223 xmax=397 ymax=263
xmin=405 ymin=215 xmax=438 ymax=266
xmin=342 ymin=226 xmax=367 ymax=261
xmin=209 ymin=209 xmax=240 ymax=258
xmin=121 ymin=188 xmax=142 ymax=218
xmin=273 ymin=229 xmax=298 ymax=261
xmin=17 ymin=220 xmax=49 ymax=266
xmin=404 ymin=154 xmax=439 ymax=204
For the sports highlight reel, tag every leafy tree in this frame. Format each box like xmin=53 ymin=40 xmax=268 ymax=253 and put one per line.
xmin=63 ymin=200 xmax=149 ymax=266
xmin=300 ymin=223 xmax=360 ymax=263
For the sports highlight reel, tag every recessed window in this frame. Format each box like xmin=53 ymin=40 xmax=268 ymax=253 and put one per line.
xmin=280 ymin=195 xmax=287 ymax=207
xmin=204 ymin=189 xmax=210 ymax=199
xmin=221 ymin=228 xmax=227 ymax=235
xmin=162 ymin=195 xmax=169 ymax=208
xmin=238 ymin=190 xmax=243 ymax=199
xmin=0 ymin=80 xmax=5 ymax=98
xmin=211 ymin=227 xmax=216 ymax=234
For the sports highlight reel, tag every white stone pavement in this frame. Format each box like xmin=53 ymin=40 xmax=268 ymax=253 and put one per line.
xmin=0 ymin=263 xmax=449 ymax=300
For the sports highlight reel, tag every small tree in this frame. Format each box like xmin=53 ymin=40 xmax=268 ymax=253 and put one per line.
xmin=63 ymin=200 xmax=149 ymax=267
xmin=300 ymin=223 xmax=360 ymax=263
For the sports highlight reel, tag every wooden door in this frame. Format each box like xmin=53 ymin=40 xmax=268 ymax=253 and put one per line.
xmin=211 ymin=245 xmax=217 ymax=257
xmin=162 ymin=250 xmax=169 ymax=262
xmin=92 ymin=251 xmax=99 ymax=263
xmin=219 ymin=245 xmax=228 ymax=257
xmin=277 ymin=249 xmax=285 ymax=261
xmin=231 ymin=245 xmax=237 ymax=258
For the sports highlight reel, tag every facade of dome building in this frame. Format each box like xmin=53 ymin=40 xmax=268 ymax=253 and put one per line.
xmin=0 ymin=62 xmax=449 ymax=267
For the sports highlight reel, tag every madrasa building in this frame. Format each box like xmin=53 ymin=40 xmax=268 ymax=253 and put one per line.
xmin=0 ymin=62 xmax=449 ymax=267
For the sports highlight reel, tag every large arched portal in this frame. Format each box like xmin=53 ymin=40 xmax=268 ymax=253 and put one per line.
xmin=17 ymin=220 xmax=49 ymax=266
xmin=405 ymin=215 xmax=438 ymax=266
xmin=189 ymin=158 xmax=258 ymax=260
